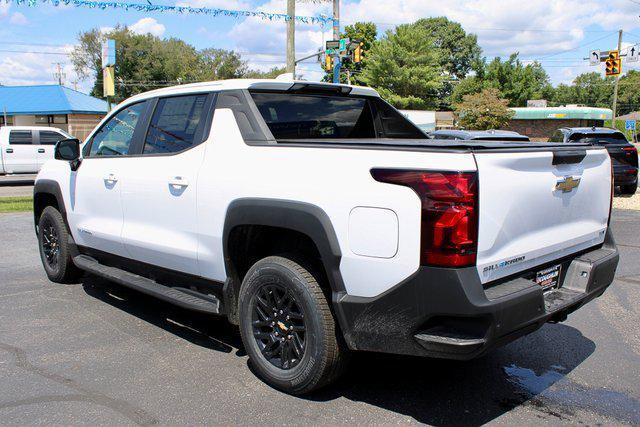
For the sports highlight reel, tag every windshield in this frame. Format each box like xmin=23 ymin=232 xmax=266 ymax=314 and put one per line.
xmin=472 ymin=136 xmax=530 ymax=141
xmin=568 ymin=133 xmax=628 ymax=145
xmin=250 ymin=92 xmax=426 ymax=140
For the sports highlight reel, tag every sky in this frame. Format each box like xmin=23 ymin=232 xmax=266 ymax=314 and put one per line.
xmin=1 ymin=0 xmax=640 ymax=94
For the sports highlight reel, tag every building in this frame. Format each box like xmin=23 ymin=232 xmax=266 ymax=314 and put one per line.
xmin=506 ymin=105 xmax=613 ymax=141
xmin=0 ymin=85 xmax=108 ymax=140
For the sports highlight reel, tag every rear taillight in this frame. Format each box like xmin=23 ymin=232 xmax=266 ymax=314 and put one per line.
xmin=371 ymin=169 xmax=478 ymax=267
xmin=622 ymin=146 xmax=637 ymax=155
xmin=608 ymin=156 xmax=614 ymax=226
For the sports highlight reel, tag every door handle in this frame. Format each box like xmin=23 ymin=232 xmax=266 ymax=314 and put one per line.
xmin=104 ymin=174 xmax=118 ymax=184
xmin=6 ymin=148 xmax=13 ymax=154
xmin=168 ymin=177 xmax=189 ymax=188
xmin=38 ymin=148 xmax=45 ymax=153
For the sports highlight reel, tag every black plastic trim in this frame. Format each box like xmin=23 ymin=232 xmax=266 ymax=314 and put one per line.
xmin=33 ymin=179 xmax=67 ymax=229
xmin=335 ymin=229 xmax=619 ymax=358
xmin=215 ymin=90 xmax=273 ymax=144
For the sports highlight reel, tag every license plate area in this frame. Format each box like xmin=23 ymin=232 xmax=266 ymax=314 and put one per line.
xmin=536 ymin=264 xmax=562 ymax=291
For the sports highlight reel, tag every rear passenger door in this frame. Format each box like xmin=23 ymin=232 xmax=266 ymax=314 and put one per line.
xmin=5 ymin=130 xmax=36 ymax=173
xmin=36 ymin=130 xmax=67 ymax=170
xmin=120 ymin=93 xmax=215 ymax=275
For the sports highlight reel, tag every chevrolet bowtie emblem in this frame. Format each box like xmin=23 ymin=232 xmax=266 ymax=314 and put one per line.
xmin=555 ymin=176 xmax=581 ymax=193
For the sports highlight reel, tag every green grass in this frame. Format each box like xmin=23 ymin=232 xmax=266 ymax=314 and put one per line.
xmin=0 ymin=196 xmax=33 ymax=213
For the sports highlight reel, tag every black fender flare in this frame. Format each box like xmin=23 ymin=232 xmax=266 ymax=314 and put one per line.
xmin=222 ymin=198 xmax=356 ymax=339
xmin=33 ymin=179 xmax=68 ymax=231
xmin=222 ymin=198 xmax=345 ymax=293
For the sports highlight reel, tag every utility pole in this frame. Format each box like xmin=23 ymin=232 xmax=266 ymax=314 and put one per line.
xmin=612 ymin=29 xmax=623 ymax=128
xmin=53 ymin=62 xmax=66 ymax=86
xmin=332 ymin=0 xmax=340 ymax=83
xmin=286 ymin=0 xmax=295 ymax=77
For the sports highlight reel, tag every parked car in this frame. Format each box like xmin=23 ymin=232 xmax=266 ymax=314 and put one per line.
xmin=34 ymin=80 xmax=618 ymax=394
xmin=0 ymin=126 xmax=72 ymax=174
xmin=550 ymin=127 xmax=638 ymax=195
xmin=429 ymin=129 xmax=531 ymax=141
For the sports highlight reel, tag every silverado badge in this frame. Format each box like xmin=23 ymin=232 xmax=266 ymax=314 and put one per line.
xmin=555 ymin=176 xmax=581 ymax=193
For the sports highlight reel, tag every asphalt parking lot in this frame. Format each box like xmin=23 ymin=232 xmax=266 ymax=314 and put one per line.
xmin=1 ymin=210 xmax=639 ymax=426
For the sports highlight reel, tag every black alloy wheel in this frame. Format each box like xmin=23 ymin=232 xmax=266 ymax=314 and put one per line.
xmin=251 ymin=284 xmax=306 ymax=370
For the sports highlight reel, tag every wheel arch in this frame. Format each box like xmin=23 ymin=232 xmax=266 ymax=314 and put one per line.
xmin=33 ymin=179 xmax=68 ymax=232
xmin=222 ymin=198 xmax=347 ymax=325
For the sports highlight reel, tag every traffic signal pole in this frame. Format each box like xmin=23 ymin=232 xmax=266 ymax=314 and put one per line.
xmin=612 ymin=29 xmax=623 ymax=128
xmin=332 ymin=0 xmax=340 ymax=83
xmin=286 ymin=0 xmax=295 ymax=76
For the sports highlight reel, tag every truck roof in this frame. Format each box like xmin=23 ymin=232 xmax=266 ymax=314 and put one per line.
xmin=125 ymin=79 xmax=380 ymax=105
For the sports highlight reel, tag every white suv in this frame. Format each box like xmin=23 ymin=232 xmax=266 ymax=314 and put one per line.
xmin=34 ymin=80 xmax=619 ymax=394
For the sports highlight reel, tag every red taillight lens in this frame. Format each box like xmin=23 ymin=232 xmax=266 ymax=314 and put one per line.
xmin=622 ymin=146 xmax=637 ymax=154
xmin=371 ymin=169 xmax=479 ymax=267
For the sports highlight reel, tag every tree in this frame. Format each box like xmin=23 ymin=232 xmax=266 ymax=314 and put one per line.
xmin=361 ymin=23 xmax=445 ymax=109
xmin=616 ymin=70 xmax=640 ymax=115
xmin=454 ymin=88 xmax=514 ymax=130
xmin=550 ymin=72 xmax=613 ymax=108
xmin=483 ymin=54 xmax=553 ymax=107
xmin=198 ymin=48 xmax=247 ymax=80
xmin=415 ymin=17 xmax=482 ymax=80
xmin=70 ymin=27 xmax=249 ymax=101
xmin=244 ymin=66 xmax=287 ymax=79
xmin=450 ymin=75 xmax=487 ymax=105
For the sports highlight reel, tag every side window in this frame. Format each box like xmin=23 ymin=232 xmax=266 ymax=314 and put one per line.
xmin=9 ymin=131 xmax=33 ymax=145
xmin=39 ymin=131 xmax=65 ymax=145
xmin=88 ymin=102 xmax=145 ymax=157
xmin=143 ymin=94 xmax=208 ymax=154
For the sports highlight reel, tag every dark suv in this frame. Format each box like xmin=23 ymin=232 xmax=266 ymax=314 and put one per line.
xmin=550 ymin=127 xmax=638 ymax=195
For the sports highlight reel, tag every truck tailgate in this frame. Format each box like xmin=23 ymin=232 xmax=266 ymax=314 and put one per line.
xmin=474 ymin=147 xmax=611 ymax=284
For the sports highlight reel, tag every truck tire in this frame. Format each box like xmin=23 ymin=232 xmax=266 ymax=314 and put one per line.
xmin=620 ymin=183 xmax=637 ymax=195
xmin=238 ymin=256 xmax=348 ymax=394
xmin=37 ymin=206 xmax=82 ymax=283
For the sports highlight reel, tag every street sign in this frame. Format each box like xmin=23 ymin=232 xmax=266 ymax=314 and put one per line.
xmin=628 ymin=45 xmax=639 ymax=63
xmin=626 ymin=120 xmax=636 ymax=130
xmin=589 ymin=50 xmax=600 ymax=66
xmin=103 ymin=66 xmax=115 ymax=97
xmin=101 ymin=39 xmax=116 ymax=68
xmin=339 ymin=37 xmax=350 ymax=52
xmin=325 ymin=40 xmax=340 ymax=50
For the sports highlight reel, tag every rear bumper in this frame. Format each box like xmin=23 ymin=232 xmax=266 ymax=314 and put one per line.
xmin=335 ymin=229 xmax=619 ymax=359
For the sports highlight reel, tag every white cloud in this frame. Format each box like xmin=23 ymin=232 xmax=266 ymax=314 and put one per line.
xmin=129 ymin=17 xmax=166 ymax=37
xmin=99 ymin=26 xmax=114 ymax=34
xmin=176 ymin=0 xmax=249 ymax=8
xmin=9 ymin=12 xmax=28 ymax=25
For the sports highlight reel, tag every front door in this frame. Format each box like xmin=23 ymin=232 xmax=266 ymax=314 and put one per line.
xmin=36 ymin=130 xmax=67 ymax=170
xmin=5 ymin=130 xmax=36 ymax=173
xmin=120 ymin=93 xmax=213 ymax=275
xmin=67 ymin=101 xmax=147 ymax=257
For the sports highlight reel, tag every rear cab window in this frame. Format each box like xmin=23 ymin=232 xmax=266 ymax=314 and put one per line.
xmin=568 ymin=132 xmax=629 ymax=145
xmin=9 ymin=131 xmax=33 ymax=145
xmin=249 ymin=91 xmax=425 ymax=141
xmin=39 ymin=130 xmax=66 ymax=145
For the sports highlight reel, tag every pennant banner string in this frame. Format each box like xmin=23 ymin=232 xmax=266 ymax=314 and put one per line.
xmin=5 ymin=0 xmax=334 ymax=25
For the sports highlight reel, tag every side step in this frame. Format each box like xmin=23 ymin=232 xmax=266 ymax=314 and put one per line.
xmin=73 ymin=255 xmax=222 ymax=314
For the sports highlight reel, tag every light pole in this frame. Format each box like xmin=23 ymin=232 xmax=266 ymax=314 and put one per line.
xmin=286 ymin=0 xmax=296 ymax=76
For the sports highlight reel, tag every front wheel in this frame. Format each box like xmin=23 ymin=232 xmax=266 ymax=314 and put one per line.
xmin=238 ymin=256 xmax=348 ymax=395
xmin=37 ymin=206 xmax=82 ymax=283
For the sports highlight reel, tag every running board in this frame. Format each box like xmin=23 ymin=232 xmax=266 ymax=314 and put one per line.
xmin=73 ymin=255 xmax=222 ymax=314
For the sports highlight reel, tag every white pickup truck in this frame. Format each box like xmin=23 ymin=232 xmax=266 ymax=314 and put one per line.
xmin=34 ymin=80 xmax=619 ymax=394
xmin=0 ymin=126 xmax=71 ymax=174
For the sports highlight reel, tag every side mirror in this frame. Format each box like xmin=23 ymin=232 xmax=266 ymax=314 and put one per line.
xmin=54 ymin=138 xmax=82 ymax=171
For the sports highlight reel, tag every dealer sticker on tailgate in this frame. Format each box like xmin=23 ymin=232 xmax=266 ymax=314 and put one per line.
xmin=536 ymin=264 xmax=562 ymax=290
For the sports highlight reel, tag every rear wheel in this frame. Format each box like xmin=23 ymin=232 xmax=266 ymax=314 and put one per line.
xmin=37 ymin=206 xmax=82 ymax=283
xmin=620 ymin=183 xmax=637 ymax=195
xmin=238 ymin=256 xmax=348 ymax=394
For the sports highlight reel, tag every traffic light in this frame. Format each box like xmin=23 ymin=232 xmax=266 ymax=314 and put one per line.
xmin=324 ymin=54 xmax=333 ymax=72
xmin=606 ymin=50 xmax=622 ymax=77
xmin=353 ymin=42 xmax=364 ymax=63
